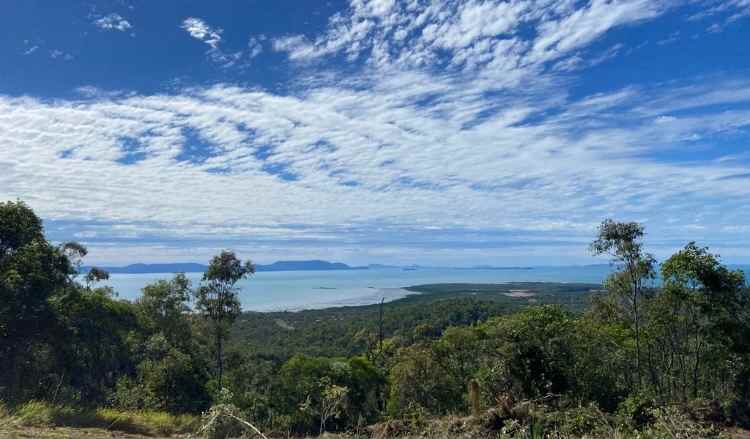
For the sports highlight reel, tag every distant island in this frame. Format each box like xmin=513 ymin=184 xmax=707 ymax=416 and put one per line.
xmin=81 ymin=260 xmax=367 ymax=274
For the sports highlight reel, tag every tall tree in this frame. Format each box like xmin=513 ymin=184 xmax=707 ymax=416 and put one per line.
xmin=0 ymin=200 xmax=78 ymax=401
xmin=195 ymin=251 xmax=254 ymax=388
xmin=590 ymin=219 xmax=655 ymax=387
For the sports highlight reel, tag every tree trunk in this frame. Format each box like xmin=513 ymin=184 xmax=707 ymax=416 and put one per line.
xmin=216 ymin=327 xmax=224 ymax=389
xmin=6 ymin=344 xmax=22 ymax=402
xmin=633 ymin=281 xmax=642 ymax=388
xmin=468 ymin=379 xmax=481 ymax=417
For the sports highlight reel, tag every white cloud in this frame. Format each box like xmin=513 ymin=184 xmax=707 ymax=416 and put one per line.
xmin=247 ymin=36 xmax=264 ymax=59
xmin=181 ymin=18 xmax=261 ymax=68
xmin=272 ymin=0 xmax=670 ymax=77
xmin=94 ymin=13 xmax=133 ymax=32
xmin=691 ymin=0 xmax=750 ymax=30
xmin=50 ymin=49 xmax=74 ymax=61
xmin=182 ymin=17 xmax=222 ymax=49
xmin=2 ymin=74 xmax=750 ymax=263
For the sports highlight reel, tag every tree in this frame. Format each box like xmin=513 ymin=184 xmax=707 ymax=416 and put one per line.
xmin=590 ymin=219 xmax=655 ymax=388
xmin=85 ymin=267 xmax=110 ymax=288
xmin=0 ymin=200 xmax=43 ymax=257
xmin=195 ymin=251 xmax=254 ymax=388
xmin=316 ymin=378 xmax=349 ymax=435
xmin=482 ymin=306 xmax=575 ymax=401
xmin=387 ymin=345 xmax=458 ymax=415
xmin=0 ymin=201 xmax=76 ymax=401
xmin=654 ymin=243 xmax=748 ymax=401
xmin=137 ymin=273 xmax=193 ymax=347
xmin=53 ymin=286 xmax=138 ymax=404
xmin=342 ymin=356 xmax=385 ymax=426
xmin=111 ymin=274 xmax=210 ymax=413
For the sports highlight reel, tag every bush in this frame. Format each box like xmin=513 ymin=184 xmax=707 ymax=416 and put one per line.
xmin=196 ymin=403 xmax=247 ymax=439
xmin=616 ymin=394 xmax=655 ymax=428
xmin=643 ymin=406 xmax=724 ymax=439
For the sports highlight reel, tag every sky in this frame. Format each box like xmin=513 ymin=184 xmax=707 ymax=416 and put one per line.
xmin=1 ymin=0 xmax=750 ymax=267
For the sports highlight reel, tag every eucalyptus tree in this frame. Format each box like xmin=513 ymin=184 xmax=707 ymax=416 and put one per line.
xmin=85 ymin=266 xmax=110 ymax=288
xmin=590 ymin=219 xmax=656 ymax=387
xmin=195 ymin=250 xmax=254 ymax=388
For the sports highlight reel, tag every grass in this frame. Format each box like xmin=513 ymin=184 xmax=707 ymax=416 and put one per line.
xmin=2 ymin=400 xmax=199 ymax=437
xmin=95 ymin=408 xmax=199 ymax=435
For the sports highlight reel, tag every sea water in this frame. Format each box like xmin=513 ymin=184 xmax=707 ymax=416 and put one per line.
xmin=103 ymin=265 xmax=616 ymax=311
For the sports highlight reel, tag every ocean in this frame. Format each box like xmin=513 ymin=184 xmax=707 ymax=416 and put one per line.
xmin=103 ymin=265 xmax=616 ymax=311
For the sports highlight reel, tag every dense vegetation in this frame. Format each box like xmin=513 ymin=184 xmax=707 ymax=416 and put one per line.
xmin=1 ymin=200 xmax=749 ymax=438
xmin=230 ymin=282 xmax=595 ymax=359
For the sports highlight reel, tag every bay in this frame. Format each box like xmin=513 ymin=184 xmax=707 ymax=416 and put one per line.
xmin=103 ymin=265 xmax=615 ymax=311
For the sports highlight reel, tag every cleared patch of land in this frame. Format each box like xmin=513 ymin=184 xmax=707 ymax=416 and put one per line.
xmin=403 ymin=282 xmax=595 ymax=305
xmin=505 ymin=289 xmax=536 ymax=298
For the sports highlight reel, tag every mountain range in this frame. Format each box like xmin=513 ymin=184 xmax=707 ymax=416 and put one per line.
xmin=81 ymin=260 xmax=367 ymax=274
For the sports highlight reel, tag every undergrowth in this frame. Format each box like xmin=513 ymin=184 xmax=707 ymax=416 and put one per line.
xmin=4 ymin=400 xmax=199 ymax=436
xmin=0 ymin=398 xmax=737 ymax=438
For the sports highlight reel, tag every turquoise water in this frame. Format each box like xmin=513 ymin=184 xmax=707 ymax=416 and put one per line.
xmin=104 ymin=265 xmax=614 ymax=311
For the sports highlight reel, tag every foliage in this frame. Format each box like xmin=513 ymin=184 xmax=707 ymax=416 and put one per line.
xmin=230 ymin=283 xmax=594 ymax=361
xmin=642 ymin=406 xmax=725 ymax=439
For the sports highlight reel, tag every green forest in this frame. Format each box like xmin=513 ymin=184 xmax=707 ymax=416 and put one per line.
xmin=1 ymin=200 xmax=749 ymax=438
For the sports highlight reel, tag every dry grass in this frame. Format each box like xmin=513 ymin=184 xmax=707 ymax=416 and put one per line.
xmin=0 ymin=400 xmax=198 ymax=437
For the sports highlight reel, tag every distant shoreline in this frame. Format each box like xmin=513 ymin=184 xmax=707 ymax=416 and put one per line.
xmin=83 ymin=262 xmax=617 ymax=275
xmin=241 ymin=281 xmax=602 ymax=314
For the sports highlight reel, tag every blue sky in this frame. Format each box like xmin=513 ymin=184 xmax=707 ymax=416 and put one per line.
xmin=1 ymin=0 xmax=750 ymax=266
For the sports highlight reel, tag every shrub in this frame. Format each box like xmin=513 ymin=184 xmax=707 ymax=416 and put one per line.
xmin=616 ymin=394 xmax=655 ymax=428
xmin=643 ymin=406 xmax=724 ymax=439
xmin=196 ymin=403 xmax=247 ymax=439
